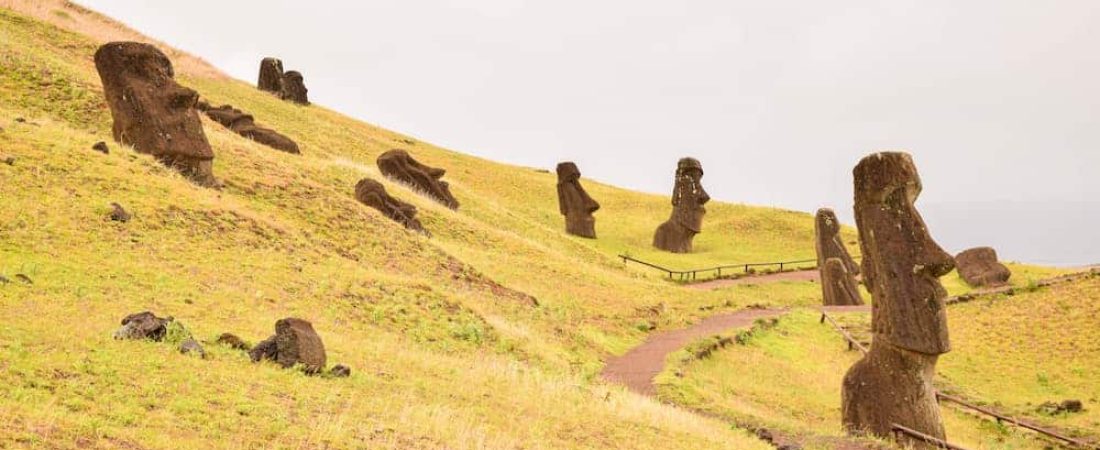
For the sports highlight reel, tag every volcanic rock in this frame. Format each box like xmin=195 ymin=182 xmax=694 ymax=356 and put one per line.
xmin=114 ymin=311 xmax=171 ymax=341
xmin=216 ymin=333 xmax=250 ymax=350
xmin=179 ymin=339 xmax=205 ymax=358
xmin=109 ymin=202 xmax=131 ymax=222
xmin=92 ymin=141 xmax=109 ymax=154
xmin=250 ymin=318 xmax=327 ymax=374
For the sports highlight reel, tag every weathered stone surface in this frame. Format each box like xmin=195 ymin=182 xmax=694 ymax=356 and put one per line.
xmin=329 ymin=364 xmax=351 ymax=378
xmin=216 ymin=333 xmax=250 ymax=350
xmin=114 ymin=311 xmax=171 ymax=341
xmin=377 ymin=149 xmax=459 ymax=209
xmin=280 ymin=70 xmax=309 ymax=105
xmin=250 ymin=318 xmax=326 ymax=374
xmin=92 ymin=141 xmax=109 ymax=154
xmin=94 ymin=42 xmax=218 ymax=187
xmin=556 ymin=162 xmax=600 ymax=238
xmin=354 ymin=178 xmax=425 ymax=232
xmin=955 ymin=247 xmax=1011 ymax=287
xmin=815 ymin=208 xmax=859 ymax=275
xmin=257 ymin=57 xmax=284 ymax=94
xmin=109 ymin=202 xmax=131 ymax=222
xmin=842 ymin=152 xmax=955 ymax=448
xmin=822 ymin=257 xmax=864 ymax=306
xmin=179 ymin=339 xmax=205 ymax=358
xmin=201 ymin=104 xmax=300 ymax=154
xmin=653 ymin=157 xmax=709 ymax=253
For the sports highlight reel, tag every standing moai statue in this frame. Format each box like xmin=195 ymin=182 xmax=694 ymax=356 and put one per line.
xmin=841 ymin=152 xmax=956 ymax=448
xmin=653 ymin=157 xmax=709 ymax=253
xmin=955 ymin=247 xmax=1011 ymax=287
xmin=94 ymin=42 xmax=218 ymax=187
xmin=556 ymin=162 xmax=600 ymax=238
xmin=815 ymin=208 xmax=863 ymax=305
xmin=257 ymin=57 xmax=284 ymax=94
xmin=280 ymin=70 xmax=309 ymax=105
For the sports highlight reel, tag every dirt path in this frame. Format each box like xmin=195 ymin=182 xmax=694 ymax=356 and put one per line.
xmin=686 ymin=269 xmax=818 ymax=290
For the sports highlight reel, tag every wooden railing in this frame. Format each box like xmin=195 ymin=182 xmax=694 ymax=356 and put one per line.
xmin=618 ymin=254 xmax=819 ymax=281
xmin=891 ymin=424 xmax=970 ymax=450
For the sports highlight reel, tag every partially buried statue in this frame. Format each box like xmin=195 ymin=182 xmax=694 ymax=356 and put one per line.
xmin=815 ymin=208 xmax=863 ymax=305
xmin=954 ymin=247 xmax=1011 ymax=287
xmin=842 ymin=152 xmax=956 ymax=448
xmin=94 ymin=42 xmax=218 ymax=187
xmin=354 ymin=178 xmax=426 ymax=233
xmin=250 ymin=318 xmax=327 ymax=374
xmin=653 ymin=157 xmax=709 ymax=253
xmin=280 ymin=70 xmax=309 ymax=105
xmin=376 ymin=149 xmax=459 ymax=209
xmin=257 ymin=57 xmax=284 ymax=94
xmin=199 ymin=103 xmax=300 ymax=154
xmin=556 ymin=162 xmax=600 ymax=238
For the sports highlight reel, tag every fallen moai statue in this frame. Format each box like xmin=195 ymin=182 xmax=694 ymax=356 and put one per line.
xmin=842 ymin=152 xmax=956 ymax=449
xmin=376 ymin=149 xmax=459 ymax=209
xmin=955 ymin=246 xmax=1011 ymax=287
xmin=198 ymin=102 xmax=300 ymax=154
xmin=556 ymin=162 xmax=600 ymax=238
xmin=94 ymin=42 xmax=218 ymax=187
xmin=653 ymin=157 xmax=709 ymax=253
xmin=354 ymin=178 xmax=426 ymax=233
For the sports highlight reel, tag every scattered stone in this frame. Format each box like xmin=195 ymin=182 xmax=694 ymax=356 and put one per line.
xmin=3 ymin=156 xmax=14 ymax=165
xmin=842 ymin=152 xmax=955 ymax=448
xmin=114 ymin=311 xmax=172 ymax=341
xmin=814 ymin=208 xmax=859 ymax=275
xmin=329 ymin=364 xmax=351 ymax=378
xmin=250 ymin=318 xmax=327 ymax=374
xmin=201 ymin=104 xmax=300 ymax=154
xmin=94 ymin=42 xmax=219 ymax=187
xmin=216 ymin=333 xmax=250 ymax=350
xmin=179 ymin=338 xmax=205 ymax=358
xmin=377 ymin=149 xmax=459 ymax=209
xmin=653 ymin=157 xmax=709 ymax=253
xmin=556 ymin=162 xmax=600 ymax=238
xmin=15 ymin=117 xmax=25 ymax=123
xmin=955 ymin=247 xmax=1011 ymax=287
xmin=354 ymin=177 xmax=425 ymax=232
xmin=280 ymin=70 xmax=309 ymax=105
xmin=257 ymin=57 xmax=285 ymax=94
xmin=821 ymin=257 xmax=863 ymax=306
xmin=13 ymin=274 xmax=32 ymax=284
xmin=108 ymin=202 xmax=131 ymax=222
xmin=91 ymin=141 xmax=109 ymax=154
xmin=755 ymin=428 xmax=775 ymax=444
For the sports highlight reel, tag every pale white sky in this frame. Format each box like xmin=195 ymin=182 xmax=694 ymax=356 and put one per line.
xmin=77 ymin=0 xmax=1099 ymax=265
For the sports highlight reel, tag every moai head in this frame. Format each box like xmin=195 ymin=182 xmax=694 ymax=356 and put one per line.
xmin=257 ymin=57 xmax=285 ymax=93
xmin=822 ymin=257 xmax=864 ymax=306
xmin=556 ymin=162 xmax=600 ymax=238
xmin=671 ymin=157 xmax=709 ymax=233
xmin=354 ymin=178 xmax=425 ymax=233
xmin=853 ymin=152 xmax=954 ymax=355
xmin=94 ymin=42 xmax=217 ymax=186
xmin=815 ymin=208 xmax=860 ymax=276
xmin=955 ymin=247 xmax=1011 ymax=287
xmin=376 ymin=149 xmax=459 ymax=209
xmin=280 ymin=70 xmax=309 ymax=105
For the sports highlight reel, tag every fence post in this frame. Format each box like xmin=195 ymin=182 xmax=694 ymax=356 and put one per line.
xmin=779 ymin=262 xmax=784 ymax=271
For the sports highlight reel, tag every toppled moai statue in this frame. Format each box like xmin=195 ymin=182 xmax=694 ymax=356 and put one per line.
xmin=354 ymin=178 xmax=425 ymax=232
xmin=955 ymin=247 xmax=1011 ymax=287
xmin=257 ymin=57 xmax=285 ymax=94
xmin=280 ymin=70 xmax=309 ymax=105
xmin=377 ymin=149 xmax=459 ymax=209
xmin=815 ymin=208 xmax=859 ymax=275
xmin=114 ymin=311 xmax=171 ymax=341
xmin=842 ymin=152 xmax=956 ymax=448
xmin=200 ymin=103 xmax=300 ymax=154
xmin=249 ymin=318 xmax=327 ymax=374
xmin=822 ymin=257 xmax=864 ymax=306
xmin=94 ymin=42 xmax=218 ymax=187
xmin=653 ymin=157 xmax=709 ymax=253
xmin=556 ymin=162 xmax=600 ymax=238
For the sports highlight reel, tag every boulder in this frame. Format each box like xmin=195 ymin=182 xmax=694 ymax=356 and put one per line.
xmin=377 ymin=149 xmax=459 ymax=209
xmin=955 ymin=247 xmax=1011 ymax=287
xmin=250 ymin=318 xmax=326 ymax=374
xmin=842 ymin=152 xmax=955 ymax=449
xmin=93 ymin=42 xmax=218 ymax=187
xmin=202 ymin=104 xmax=300 ymax=154
xmin=556 ymin=162 xmax=600 ymax=238
xmin=109 ymin=202 xmax=131 ymax=222
xmin=179 ymin=339 xmax=205 ymax=358
xmin=653 ymin=157 xmax=709 ymax=253
xmin=92 ymin=141 xmax=109 ymax=154
xmin=329 ymin=364 xmax=351 ymax=378
xmin=354 ymin=178 xmax=425 ymax=232
xmin=216 ymin=333 xmax=250 ymax=350
xmin=114 ymin=311 xmax=171 ymax=341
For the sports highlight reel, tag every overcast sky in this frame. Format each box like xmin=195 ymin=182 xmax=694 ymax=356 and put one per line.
xmin=77 ymin=0 xmax=1099 ymax=265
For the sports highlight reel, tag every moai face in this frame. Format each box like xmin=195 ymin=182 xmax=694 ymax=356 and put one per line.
xmin=556 ymin=162 xmax=600 ymax=238
xmin=376 ymin=149 xmax=459 ymax=209
xmin=280 ymin=70 xmax=309 ymax=105
xmin=94 ymin=42 xmax=216 ymax=185
xmin=816 ymin=208 xmax=841 ymax=238
xmin=853 ymin=152 xmax=955 ymax=355
xmin=815 ymin=208 xmax=860 ymax=276
xmin=671 ymin=157 xmax=709 ymax=233
xmin=258 ymin=57 xmax=285 ymax=93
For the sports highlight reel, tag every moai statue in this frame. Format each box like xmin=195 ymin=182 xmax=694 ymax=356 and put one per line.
xmin=249 ymin=318 xmax=327 ymax=374
xmin=842 ymin=152 xmax=956 ymax=448
xmin=257 ymin=57 xmax=284 ymax=94
xmin=376 ymin=149 xmax=460 ymax=209
xmin=822 ymin=257 xmax=864 ymax=306
xmin=354 ymin=178 xmax=426 ymax=233
xmin=201 ymin=103 xmax=300 ymax=154
xmin=94 ymin=42 xmax=218 ymax=187
xmin=280 ymin=70 xmax=309 ymax=105
xmin=815 ymin=208 xmax=860 ymax=275
xmin=556 ymin=162 xmax=600 ymax=238
xmin=653 ymin=157 xmax=709 ymax=253
xmin=955 ymin=247 xmax=1011 ymax=287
